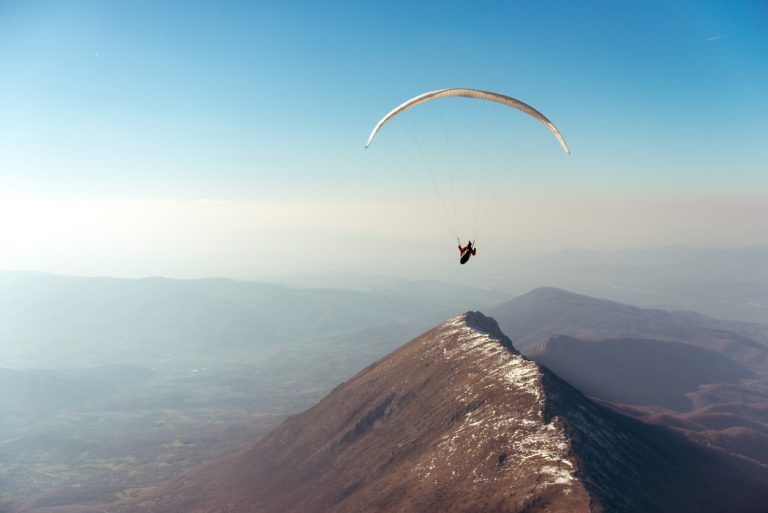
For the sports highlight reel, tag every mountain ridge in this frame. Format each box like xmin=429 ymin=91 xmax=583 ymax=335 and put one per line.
xmin=83 ymin=311 xmax=768 ymax=513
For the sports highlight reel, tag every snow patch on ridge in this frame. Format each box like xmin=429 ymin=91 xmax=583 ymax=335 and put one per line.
xmin=416 ymin=313 xmax=578 ymax=493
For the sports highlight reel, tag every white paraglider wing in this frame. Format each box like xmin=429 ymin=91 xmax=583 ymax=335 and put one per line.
xmin=365 ymin=88 xmax=570 ymax=155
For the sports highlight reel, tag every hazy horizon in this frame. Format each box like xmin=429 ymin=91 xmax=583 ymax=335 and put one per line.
xmin=1 ymin=194 xmax=766 ymax=281
xmin=1 ymin=1 xmax=766 ymax=283
xmin=2 ymin=240 xmax=767 ymax=283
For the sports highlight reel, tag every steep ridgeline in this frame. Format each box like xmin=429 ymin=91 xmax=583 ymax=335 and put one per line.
xmin=131 ymin=313 xmax=767 ymax=513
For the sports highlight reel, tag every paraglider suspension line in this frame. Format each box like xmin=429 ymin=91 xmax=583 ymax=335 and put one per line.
xmin=412 ymin=132 xmax=460 ymax=239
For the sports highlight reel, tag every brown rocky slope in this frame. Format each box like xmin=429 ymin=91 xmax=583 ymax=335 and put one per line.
xmin=70 ymin=312 xmax=768 ymax=513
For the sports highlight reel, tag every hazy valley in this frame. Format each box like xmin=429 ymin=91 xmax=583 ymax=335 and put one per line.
xmin=0 ymin=272 xmax=509 ymax=509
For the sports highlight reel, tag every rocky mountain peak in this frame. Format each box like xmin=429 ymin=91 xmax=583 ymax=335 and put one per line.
xmin=107 ymin=311 xmax=768 ymax=513
xmin=462 ymin=310 xmax=519 ymax=353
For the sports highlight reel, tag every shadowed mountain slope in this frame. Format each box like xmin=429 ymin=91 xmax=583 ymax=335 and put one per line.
xmin=531 ymin=334 xmax=768 ymax=466
xmin=97 ymin=312 xmax=768 ymax=513
xmin=532 ymin=335 xmax=755 ymax=411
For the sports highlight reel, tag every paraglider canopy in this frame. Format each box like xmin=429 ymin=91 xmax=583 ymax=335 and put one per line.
xmin=365 ymin=88 xmax=570 ymax=155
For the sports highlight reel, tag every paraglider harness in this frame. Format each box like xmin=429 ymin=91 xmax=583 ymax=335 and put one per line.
xmin=458 ymin=239 xmax=476 ymax=265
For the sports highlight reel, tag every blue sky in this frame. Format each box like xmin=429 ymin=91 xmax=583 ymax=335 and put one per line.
xmin=0 ymin=1 xmax=766 ymax=277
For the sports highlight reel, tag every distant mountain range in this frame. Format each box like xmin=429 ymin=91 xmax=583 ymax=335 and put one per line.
xmin=0 ymin=272 xmax=509 ymax=369
xmin=487 ymin=286 xmax=768 ymax=370
xmin=492 ymin=245 xmax=768 ymax=324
